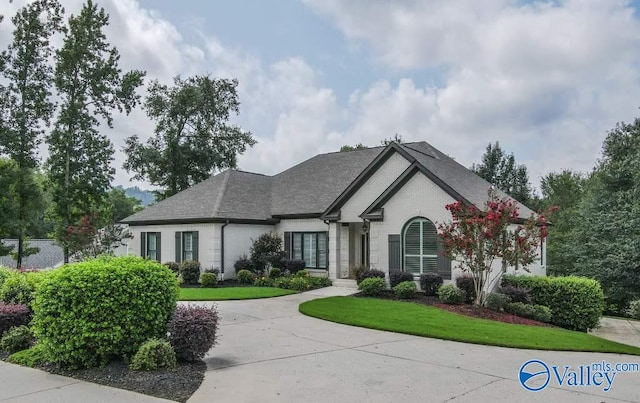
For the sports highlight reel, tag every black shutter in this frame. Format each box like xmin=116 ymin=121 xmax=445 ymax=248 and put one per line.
xmin=156 ymin=233 xmax=162 ymax=262
xmin=140 ymin=232 xmax=146 ymax=258
xmin=192 ymin=231 xmax=199 ymax=261
xmin=284 ymin=232 xmax=291 ymax=258
xmin=175 ymin=232 xmax=182 ymax=263
xmin=437 ymin=235 xmax=452 ymax=280
xmin=388 ymin=234 xmax=401 ymax=273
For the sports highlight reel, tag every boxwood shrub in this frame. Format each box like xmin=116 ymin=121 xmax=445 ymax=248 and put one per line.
xmin=180 ymin=260 xmax=201 ymax=285
xmin=358 ymin=277 xmax=386 ymax=296
xmin=236 ymin=269 xmax=255 ymax=285
xmin=200 ymin=272 xmax=217 ymax=288
xmin=502 ymin=275 xmax=604 ymax=331
xmin=437 ymin=284 xmax=466 ymax=305
xmin=31 ymin=255 xmax=179 ymax=368
xmin=0 ymin=325 xmax=34 ymax=354
xmin=130 ymin=339 xmax=176 ymax=371
xmin=393 ymin=281 xmax=416 ymax=299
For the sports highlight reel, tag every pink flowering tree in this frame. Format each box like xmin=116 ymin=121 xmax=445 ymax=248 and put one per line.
xmin=438 ymin=190 xmax=553 ymax=306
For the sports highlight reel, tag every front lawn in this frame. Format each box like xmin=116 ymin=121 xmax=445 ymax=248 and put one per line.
xmin=179 ymin=287 xmax=297 ymax=301
xmin=299 ymin=296 xmax=640 ymax=355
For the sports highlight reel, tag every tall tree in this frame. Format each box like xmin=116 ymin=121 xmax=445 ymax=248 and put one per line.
xmin=570 ymin=119 xmax=640 ymax=314
xmin=107 ymin=187 xmax=142 ymax=222
xmin=471 ymin=142 xmax=533 ymax=205
xmin=123 ymin=75 xmax=255 ymax=200
xmin=0 ymin=159 xmax=18 ymax=257
xmin=47 ymin=0 xmax=145 ymax=262
xmin=0 ymin=0 xmax=63 ymax=268
xmin=340 ymin=143 xmax=367 ymax=152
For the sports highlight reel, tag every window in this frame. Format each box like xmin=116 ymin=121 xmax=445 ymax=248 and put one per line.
xmin=292 ymin=232 xmax=328 ymax=269
xmin=183 ymin=232 xmax=194 ymax=261
xmin=175 ymin=231 xmax=199 ymax=263
xmin=403 ymin=217 xmax=438 ymax=275
xmin=141 ymin=232 xmax=161 ymax=262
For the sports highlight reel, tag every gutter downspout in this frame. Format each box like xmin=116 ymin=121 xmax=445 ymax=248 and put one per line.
xmin=220 ymin=221 xmax=230 ymax=279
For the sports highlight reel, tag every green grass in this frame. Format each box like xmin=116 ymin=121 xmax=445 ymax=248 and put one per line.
xmin=179 ymin=287 xmax=297 ymax=301
xmin=299 ymin=297 xmax=640 ymax=355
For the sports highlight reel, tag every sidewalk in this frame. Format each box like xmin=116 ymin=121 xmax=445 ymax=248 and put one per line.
xmin=0 ymin=360 xmax=171 ymax=403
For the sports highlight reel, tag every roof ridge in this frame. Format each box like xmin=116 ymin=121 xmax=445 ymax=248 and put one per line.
xmin=402 ymin=142 xmax=438 ymax=159
xmin=212 ymin=170 xmax=232 ymax=216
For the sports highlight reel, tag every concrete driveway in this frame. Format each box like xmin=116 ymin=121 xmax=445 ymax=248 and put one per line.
xmin=189 ymin=288 xmax=640 ymax=403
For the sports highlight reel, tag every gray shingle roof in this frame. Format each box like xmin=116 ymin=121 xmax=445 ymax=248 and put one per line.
xmin=121 ymin=141 xmax=534 ymax=224
xmin=0 ymin=239 xmax=64 ymax=269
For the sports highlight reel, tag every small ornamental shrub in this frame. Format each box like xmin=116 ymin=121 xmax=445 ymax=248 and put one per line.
xmin=236 ymin=269 xmax=255 ymax=285
xmin=200 ymin=272 xmax=218 ymax=288
xmin=253 ymin=276 xmax=275 ymax=287
xmin=393 ymin=281 xmax=416 ymax=299
xmin=31 ymin=256 xmax=178 ymax=368
xmin=455 ymin=275 xmax=476 ymax=304
xmin=0 ymin=325 xmax=34 ymax=354
xmin=0 ymin=266 xmax=13 ymax=288
xmin=296 ymin=269 xmax=310 ymax=278
xmin=287 ymin=277 xmax=312 ymax=291
xmin=269 ymin=268 xmax=282 ymax=279
xmin=506 ymin=302 xmax=552 ymax=323
xmin=281 ymin=259 xmax=306 ymax=275
xmin=164 ymin=262 xmax=181 ymax=275
xmin=485 ymin=293 xmax=511 ymax=311
xmin=499 ymin=284 xmax=531 ymax=304
xmin=419 ymin=273 xmax=443 ymax=296
xmin=356 ymin=269 xmax=386 ymax=285
xmin=502 ymin=275 xmax=604 ymax=331
xmin=276 ymin=277 xmax=292 ymax=289
xmin=308 ymin=276 xmax=332 ymax=289
xmin=180 ymin=260 xmax=201 ymax=285
xmin=627 ymin=299 xmax=640 ymax=320
xmin=249 ymin=233 xmax=283 ymax=273
xmin=349 ymin=265 xmax=367 ymax=281
xmin=234 ymin=256 xmax=256 ymax=273
xmin=0 ymin=271 xmax=38 ymax=306
xmin=0 ymin=303 xmax=31 ymax=336
xmin=358 ymin=277 xmax=386 ymax=296
xmin=390 ymin=272 xmax=414 ymax=288
xmin=7 ymin=344 xmax=47 ymax=367
xmin=168 ymin=305 xmax=219 ymax=362
xmin=130 ymin=339 xmax=177 ymax=371
xmin=437 ymin=284 xmax=466 ymax=305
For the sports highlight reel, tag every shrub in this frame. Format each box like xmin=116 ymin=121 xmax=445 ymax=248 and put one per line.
xmin=276 ymin=277 xmax=291 ymax=289
xmin=485 ymin=293 xmax=511 ymax=311
xmin=0 ymin=303 xmax=31 ymax=336
xmin=168 ymin=305 xmax=218 ymax=362
xmin=455 ymin=275 xmax=476 ymax=304
xmin=0 ymin=325 xmax=34 ymax=354
xmin=308 ymin=276 xmax=332 ymax=289
xmin=0 ymin=271 xmax=36 ymax=306
xmin=234 ymin=256 xmax=256 ymax=273
xmin=506 ymin=302 xmax=552 ymax=323
xmin=130 ymin=339 xmax=177 ymax=371
xmin=390 ymin=272 xmax=414 ymax=288
xmin=393 ymin=281 xmax=417 ymax=299
xmin=253 ymin=276 xmax=275 ymax=287
xmin=7 ymin=344 xmax=47 ymax=367
xmin=499 ymin=284 xmax=531 ymax=304
xmin=419 ymin=273 xmax=443 ymax=296
xmin=437 ymin=284 xmax=466 ymax=305
xmin=502 ymin=275 xmax=604 ymax=331
xmin=349 ymin=265 xmax=367 ymax=281
xmin=281 ymin=259 xmax=306 ymax=275
xmin=296 ymin=269 xmax=310 ymax=278
xmin=358 ymin=277 xmax=386 ymax=296
xmin=236 ymin=269 xmax=255 ymax=285
xmin=31 ymin=256 xmax=178 ymax=368
xmin=356 ymin=269 xmax=386 ymax=285
xmin=200 ymin=272 xmax=217 ymax=288
xmin=269 ymin=268 xmax=282 ymax=279
xmin=249 ymin=233 xmax=283 ymax=273
xmin=627 ymin=299 xmax=640 ymax=320
xmin=180 ymin=260 xmax=201 ymax=285
xmin=287 ymin=276 xmax=312 ymax=291
xmin=164 ymin=262 xmax=181 ymax=275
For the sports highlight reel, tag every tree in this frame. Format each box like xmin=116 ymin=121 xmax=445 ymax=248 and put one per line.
xmin=64 ymin=212 xmax=131 ymax=261
xmin=123 ymin=75 xmax=255 ymax=200
xmin=381 ymin=133 xmax=403 ymax=146
xmin=107 ymin=187 xmax=142 ymax=222
xmin=438 ymin=190 xmax=552 ymax=306
xmin=0 ymin=0 xmax=63 ymax=267
xmin=538 ymin=170 xmax=587 ymax=276
xmin=340 ymin=143 xmax=367 ymax=152
xmin=0 ymin=159 xmax=18 ymax=256
xmin=471 ymin=142 xmax=533 ymax=204
xmin=249 ymin=233 xmax=283 ymax=274
xmin=47 ymin=0 xmax=144 ymax=263
xmin=570 ymin=119 xmax=640 ymax=314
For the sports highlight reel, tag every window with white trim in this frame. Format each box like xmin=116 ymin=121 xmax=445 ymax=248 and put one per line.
xmin=183 ymin=232 xmax=194 ymax=261
xmin=292 ymin=232 xmax=328 ymax=269
xmin=146 ymin=232 xmax=159 ymax=261
xmin=403 ymin=217 xmax=438 ymax=275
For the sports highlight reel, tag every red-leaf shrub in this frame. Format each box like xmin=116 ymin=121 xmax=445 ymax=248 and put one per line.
xmin=0 ymin=303 xmax=31 ymax=336
xmin=390 ymin=272 xmax=414 ymax=288
xmin=168 ymin=305 xmax=218 ymax=362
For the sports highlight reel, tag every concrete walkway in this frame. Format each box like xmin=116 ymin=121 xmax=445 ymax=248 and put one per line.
xmin=591 ymin=317 xmax=640 ymax=348
xmin=189 ymin=287 xmax=640 ymax=403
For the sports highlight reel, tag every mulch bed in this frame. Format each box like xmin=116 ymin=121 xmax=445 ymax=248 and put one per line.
xmin=181 ymin=279 xmax=244 ymax=288
xmin=359 ymin=291 xmax=553 ymax=327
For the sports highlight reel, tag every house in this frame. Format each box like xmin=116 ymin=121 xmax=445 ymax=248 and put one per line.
xmin=120 ymin=141 xmax=545 ymax=282
xmin=0 ymin=239 xmax=65 ymax=270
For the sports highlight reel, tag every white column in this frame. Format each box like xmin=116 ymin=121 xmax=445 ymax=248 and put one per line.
xmin=328 ymin=222 xmax=340 ymax=280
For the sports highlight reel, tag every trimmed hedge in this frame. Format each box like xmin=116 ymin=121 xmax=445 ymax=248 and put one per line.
xmin=31 ymin=256 xmax=179 ymax=368
xmin=502 ymin=275 xmax=604 ymax=331
xmin=506 ymin=302 xmax=552 ymax=323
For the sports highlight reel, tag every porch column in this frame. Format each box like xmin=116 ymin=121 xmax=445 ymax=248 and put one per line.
xmin=328 ymin=222 xmax=340 ymax=280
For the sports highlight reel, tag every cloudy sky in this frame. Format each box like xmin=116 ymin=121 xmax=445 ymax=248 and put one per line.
xmin=2 ymin=0 xmax=640 ymax=192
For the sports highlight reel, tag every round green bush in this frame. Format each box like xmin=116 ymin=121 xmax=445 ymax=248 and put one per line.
xmin=164 ymin=262 xmax=181 ymax=275
xmin=130 ymin=339 xmax=177 ymax=371
xmin=269 ymin=268 xmax=282 ymax=279
xmin=358 ymin=277 xmax=386 ymax=296
xmin=628 ymin=299 xmax=640 ymax=320
xmin=31 ymin=256 xmax=179 ymax=368
xmin=437 ymin=284 xmax=466 ymax=305
xmin=296 ymin=269 xmax=310 ymax=278
xmin=485 ymin=292 xmax=511 ymax=311
xmin=0 ymin=325 xmax=34 ymax=354
xmin=393 ymin=281 xmax=416 ymax=299
xmin=0 ymin=271 xmax=43 ymax=306
xmin=180 ymin=261 xmax=201 ymax=285
xmin=200 ymin=272 xmax=217 ymax=288
xmin=237 ymin=269 xmax=255 ymax=285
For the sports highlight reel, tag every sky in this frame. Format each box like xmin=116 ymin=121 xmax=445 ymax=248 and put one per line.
xmin=2 ymin=0 xmax=640 ymax=192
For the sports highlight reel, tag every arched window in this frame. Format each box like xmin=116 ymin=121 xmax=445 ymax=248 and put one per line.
xmin=403 ymin=217 xmax=438 ymax=275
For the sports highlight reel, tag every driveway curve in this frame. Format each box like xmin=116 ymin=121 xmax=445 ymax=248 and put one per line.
xmin=189 ymin=287 xmax=640 ymax=403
